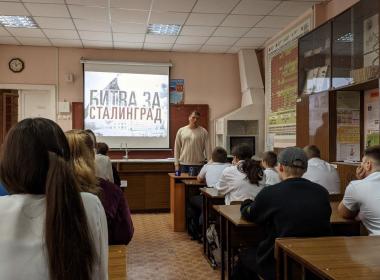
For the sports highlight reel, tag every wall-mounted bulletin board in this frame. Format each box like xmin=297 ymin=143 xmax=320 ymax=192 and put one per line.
xmin=265 ymin=16 xmax=313 ymax=150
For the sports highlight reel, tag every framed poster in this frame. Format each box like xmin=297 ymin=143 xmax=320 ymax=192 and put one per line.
xmin=169 ymin=79 xmax=184 ymax=104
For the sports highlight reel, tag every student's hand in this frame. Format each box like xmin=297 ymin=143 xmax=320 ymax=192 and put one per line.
xmin=175 ymin=164 xmax=179 ymax=171
xmin=355 ymin=166 xmax=366 ymax=180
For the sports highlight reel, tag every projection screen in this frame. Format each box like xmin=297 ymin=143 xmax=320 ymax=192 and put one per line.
xmin=82 ymin=60 xmax=171 ymax=149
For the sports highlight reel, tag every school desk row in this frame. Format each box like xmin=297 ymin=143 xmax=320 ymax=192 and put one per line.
xmin=168 ymin=175 xmax=380 ymax=280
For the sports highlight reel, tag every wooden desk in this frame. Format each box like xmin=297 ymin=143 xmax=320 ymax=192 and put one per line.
xmin=214 ymin=204 xmax=264 ymax=280
xmin=200 ymin=187 xmax=225 ymax=267
xmin=114 ymin=160 xmax=175 ymax=212
xmin=109 ymin=245 xmax=127 ymax=280
xmin=182 ymin=179 xmax=206 ymax=234
xmin=214 ymin=202 xmax=360 ymax=280
xmin=168 ymin=173 xmax=197 ymax=232
xmin=275 ymin=236 xmax=380 ymax=280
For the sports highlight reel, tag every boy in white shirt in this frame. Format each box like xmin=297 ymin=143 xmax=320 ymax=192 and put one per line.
xmin=338 ymin=145 xmax=380 ymax=235
xmin=303 ymin=145 xmax=340 ymax=194
xmin=189 ymin=147 xmax=230 ymax=240
xmin=197 ymin=147 xmax=231 ymax=187
xmin=261 ymin=151 xmax=281 ymax=186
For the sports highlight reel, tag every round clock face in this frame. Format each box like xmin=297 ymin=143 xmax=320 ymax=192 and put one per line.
xmin=9 ymin=58 xmax=24 ymax=73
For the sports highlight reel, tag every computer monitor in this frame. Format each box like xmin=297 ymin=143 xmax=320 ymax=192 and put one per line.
xmin=229 ymin=136 xmax=256 ymax=155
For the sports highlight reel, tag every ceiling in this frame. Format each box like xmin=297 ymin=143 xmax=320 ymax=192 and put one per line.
xmin=0 ymin=0 xmax=323 ymax=53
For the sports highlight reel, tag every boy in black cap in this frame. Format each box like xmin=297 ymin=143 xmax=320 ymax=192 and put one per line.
xmin=236 ymin=147 xmax=332 ymax=280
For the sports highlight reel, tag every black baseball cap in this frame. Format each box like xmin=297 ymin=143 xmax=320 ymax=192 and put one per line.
xmin=278 ymin=147 xmax=308 ymax=169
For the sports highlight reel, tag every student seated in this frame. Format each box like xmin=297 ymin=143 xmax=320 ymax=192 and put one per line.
xmin=261 ymin=151 xmax=280 ymax=186
xmin=188 ymin=147 xmax=231 ymax=240
xmin=66 ymin=130 xmax=134 ymax=245
xmin=97 ymin=142 xmax=121 ymax=187
xmin=338 ymin=145 xmax=380 ymax=235
xmin=86 ymin=129 xmax=114 ymax=183
xmin=215 ymin=143 xmax=264 ymax=205
xmin=303 ymin=145 xmax=340 ymax=193
xmin=0 ymin=118 xmax=108 ymax=280
xmin=197 ymin=146 xmax=231 ymax=187
xmin=238 ymin=147 xmax=332 ymax=280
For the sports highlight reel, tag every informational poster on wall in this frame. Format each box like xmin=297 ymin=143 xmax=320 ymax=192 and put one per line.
xmin=336 ymin=91 xmax=361 ymax=162
xmin=169 ymin=79 xmax=184 ymax=104
xmin=364 ymin=89 xmax=380 ymax=147
xmin=268 ymin=44 xmax=298 ymax=147
xmin=266 ymin=16 xmax=312 ymax=149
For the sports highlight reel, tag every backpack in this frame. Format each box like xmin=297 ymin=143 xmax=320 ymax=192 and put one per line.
xmin=206 ymin=224 xmax=221 ymax=266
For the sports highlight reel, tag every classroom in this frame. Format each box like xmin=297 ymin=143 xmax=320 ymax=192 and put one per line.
xmin=0 ymin=0 xmax=379 ymax=279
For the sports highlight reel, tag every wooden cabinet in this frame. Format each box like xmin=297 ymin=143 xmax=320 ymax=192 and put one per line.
xmin=297 ymin=0 xmax=380 ymax=162
xmin=115 ymin=161 xmax=174 ymax=212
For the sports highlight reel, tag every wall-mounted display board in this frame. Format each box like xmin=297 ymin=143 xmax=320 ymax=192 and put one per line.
xmin=296 ymin=0 xmax=379 ymax=192
xmin=268 ymin=44 xmax=298 ymax=144
xmin=299 ymin=22 xmax=331 ymax=95
xmin=266 ymin=17 xmax=312 ymax=150
xmin=364 ymin=89 xmax=380 ymax=147
xmin=336 ymin=91 xmax=361 ymax=162
xmin=297 ymin=0 xmax=379 ymax=162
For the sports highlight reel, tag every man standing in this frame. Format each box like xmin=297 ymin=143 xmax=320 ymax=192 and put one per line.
xmin=338 ymin=145 xmax=380 ymax=235
xmin=238 ymin=147 xmax=332 ymax=280
xmin=174 ymin=111 xmax=211 ymax=175
xmin=303 ymin=145 xmax=340 ymax=193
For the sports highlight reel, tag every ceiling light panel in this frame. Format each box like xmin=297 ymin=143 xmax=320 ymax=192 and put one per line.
xmin=0 ymin=16 xmax=38 ymax=28
xmin=147 ymin=24 xmax=181 ymax=36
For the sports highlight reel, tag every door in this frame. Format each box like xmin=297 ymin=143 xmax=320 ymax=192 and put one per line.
xmin=19 ymin=89 xmax=56 ymax=121
xmin=0 ymin=91 xmax=18 ymax=142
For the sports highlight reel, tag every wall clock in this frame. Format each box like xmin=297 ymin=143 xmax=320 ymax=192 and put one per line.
xmin=9 ymin=58 xmax=24 ymax=73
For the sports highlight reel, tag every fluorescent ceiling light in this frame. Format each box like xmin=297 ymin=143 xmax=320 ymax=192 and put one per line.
xmin=0 ymin=16 xmax=38 ymax=28
xmin=147 ymin=24 xmax=181 ymax=36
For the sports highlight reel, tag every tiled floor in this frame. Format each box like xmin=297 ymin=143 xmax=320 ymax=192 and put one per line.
xmin=127 ymin=213 xmax=219 ymax=280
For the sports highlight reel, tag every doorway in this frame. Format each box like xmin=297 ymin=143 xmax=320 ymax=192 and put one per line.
xmin=0 ymin=84 xmax=56 ymax=144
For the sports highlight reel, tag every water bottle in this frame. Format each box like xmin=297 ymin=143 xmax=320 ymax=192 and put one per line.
xmin=124 ymin=143 xmax=128 ymax=159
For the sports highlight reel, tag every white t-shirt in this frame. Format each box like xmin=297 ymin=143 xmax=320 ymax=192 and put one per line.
xmin=215 ymin=161 xmax=263 ymax=205
xmin=302 ymin=157 xmax=340 ymax=193
xmin=0 ymin=192 xmax=108 ymax=280
xmin=95 ymin=153 xmax=114 ymax=183
xmin=263 ymin=168 xmax=281 ymax=186
xmin=198 ymin=162 xmax=231 ymax=187
xmin=342 ymin=171 xmax=380 ymax=236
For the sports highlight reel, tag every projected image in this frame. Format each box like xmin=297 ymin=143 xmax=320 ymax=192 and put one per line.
xmin=84 ymin=72 xmax=169 ymax=137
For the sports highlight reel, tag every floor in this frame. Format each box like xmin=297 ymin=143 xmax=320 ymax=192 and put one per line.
xmin=127 ymin=213 xmax=220 ymax=280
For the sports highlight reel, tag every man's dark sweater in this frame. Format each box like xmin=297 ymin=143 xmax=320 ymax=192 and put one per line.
xmin=240 ymin=177 xmax=332 ymax=279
